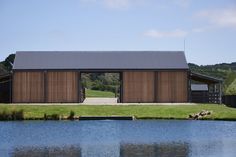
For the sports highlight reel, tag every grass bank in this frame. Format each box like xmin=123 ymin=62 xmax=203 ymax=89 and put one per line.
xmin=85 ymin=89 xmax=115 ymax=98
xmin=0 ymin=104 xmax=236 ymax=121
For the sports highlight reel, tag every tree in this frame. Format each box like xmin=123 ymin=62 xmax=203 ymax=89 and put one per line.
xmin=2 ymin=54 xmax=15 ymax=72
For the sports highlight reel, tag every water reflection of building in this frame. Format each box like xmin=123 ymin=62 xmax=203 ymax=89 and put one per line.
xmin=120 ymin=143 xmax=189 ymax=157
xmin=80 ymin=144 xmax=120 ymax=157
xmin=12 ymin=146 xmax=81 ymax=157
xmin=12 ymin=143 xmax=189 ymax=157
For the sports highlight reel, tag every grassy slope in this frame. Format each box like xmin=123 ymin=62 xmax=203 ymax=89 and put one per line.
xmin=85 ymin=89 xmax=115 ymax=98
xmin=0 ymin=104 xmax=236 ymax=120
xmin=224 ymin=72 xmax=236 ymax=94
xmin=226 ymin=79 xmax=236 ymax=95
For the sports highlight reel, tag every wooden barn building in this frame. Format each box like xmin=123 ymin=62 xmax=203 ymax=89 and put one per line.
xmin=12 ymin=51 xmax=190 ymax=103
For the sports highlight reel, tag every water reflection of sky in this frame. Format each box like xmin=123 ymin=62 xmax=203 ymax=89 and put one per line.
xmin=0 ymin=120 xmax=236 ymax=157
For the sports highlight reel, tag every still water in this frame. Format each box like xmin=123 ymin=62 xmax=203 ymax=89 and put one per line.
xmin=0 ymin=120 xmax=236 ymax=157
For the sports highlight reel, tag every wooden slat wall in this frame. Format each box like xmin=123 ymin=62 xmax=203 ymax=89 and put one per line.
xmin=13 ymin=72 xmax=44 ymax=103
xmin=157 ymin=71 xmax=188 ymax=103
xmin=156 ymin=72 xmax=171 ymax=102
xmin=175 ymin=71 xmax=188 ymax=102
xmin=123 ymin=71 xmax=155 ymax=103
xmin=12 ymin=70 xmax=187 ymax=103
xmin=47 ymin=72 xmax=79 ymax=103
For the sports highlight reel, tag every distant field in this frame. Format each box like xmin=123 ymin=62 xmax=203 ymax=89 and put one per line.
xmin=1 ymin=104 xmax=236 ymax=121
xmin=85 ymin=89 xmax=115 ymax=98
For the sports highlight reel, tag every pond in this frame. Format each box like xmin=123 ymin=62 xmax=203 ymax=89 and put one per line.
xmin=0 ymin=120 xmax=236 ymax=157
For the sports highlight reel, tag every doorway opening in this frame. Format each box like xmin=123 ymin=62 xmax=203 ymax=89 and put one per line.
xmin=80 ymin=72 xmax=121 ymax=104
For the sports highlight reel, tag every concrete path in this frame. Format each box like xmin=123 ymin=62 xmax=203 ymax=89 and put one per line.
xmin=82 ymin=98 xmax=118 ymax=104
xmin=9 ymin=100 xmax=198 ymax=105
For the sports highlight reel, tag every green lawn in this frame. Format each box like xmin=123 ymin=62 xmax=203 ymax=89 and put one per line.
xmin=0 ymin=104 xmax=236 ymax=120
xmin=85 ymin=89 xmax=115 ymax=98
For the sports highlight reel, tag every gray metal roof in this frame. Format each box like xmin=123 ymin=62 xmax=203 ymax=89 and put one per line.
xmin=191 ymin=84 xmax=208 ymax=91
xmin=13 ymin=51 xmax=189 ymax=70
xmin=190 ymin=72 xmax=223 ymax=83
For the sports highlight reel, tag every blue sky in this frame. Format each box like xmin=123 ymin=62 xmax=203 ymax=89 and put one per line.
xmin=0 ymin=0 xmax=236 ymax=65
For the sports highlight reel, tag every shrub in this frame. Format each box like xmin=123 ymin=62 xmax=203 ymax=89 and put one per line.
xmin=0 ymin=110 xmax=24 ymax=121
xmin=0 ymin=110 xmax=10 ymax=120
xmin=44 ymin=113 xmax=47 ymax=120
xmin=68 ymin=110 xmax=75 ymax=120
xmin=43 ymin=113 xmax=60 ymax=120
xmin=51 ymin=114 xmax=60 ymax=120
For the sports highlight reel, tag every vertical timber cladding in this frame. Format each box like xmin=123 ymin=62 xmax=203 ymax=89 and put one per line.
xmin=13 ymin=71 xmax=45 ymax=103
xmin=157 ymin=71 xmax=188 ymax=103
xmin=123 ymin=71 xmax=155 ymax=103
xmin=47 ymin=71 xmax=79 ymax=103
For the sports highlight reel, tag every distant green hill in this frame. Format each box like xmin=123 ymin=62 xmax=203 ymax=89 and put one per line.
xmin=226 ymin=79 xmax=236 ymax=95
xmin=188 ymin=63 xmax=236 ymax=79
xmin=189 ymin=62 xmax=236 ymax=94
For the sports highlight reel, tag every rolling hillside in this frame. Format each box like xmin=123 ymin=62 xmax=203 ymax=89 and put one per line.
xmin=189 ymin=62 xmax=236 ymax=94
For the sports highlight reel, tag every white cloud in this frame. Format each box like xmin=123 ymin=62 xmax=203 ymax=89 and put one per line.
xmin=197 ymin=7 xmax=236 ymax=29
xmin=192 ymin=28 xmax=205 ymax=33
xmin=191 ymin=26 xmax=213 ymax=33
xmin=144 ymin=29 xmax=188 ymax=38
